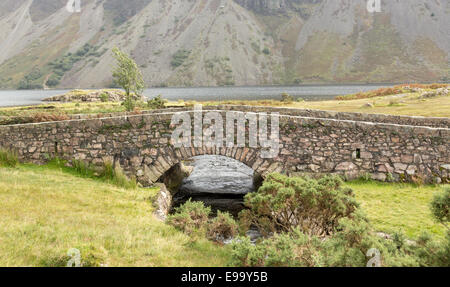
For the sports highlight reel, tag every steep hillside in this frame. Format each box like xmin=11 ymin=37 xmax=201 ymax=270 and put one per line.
xmin=0 ymin=0 xmax=448 ymax=89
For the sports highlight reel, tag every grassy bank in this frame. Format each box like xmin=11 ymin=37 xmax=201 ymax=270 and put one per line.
xmin=0 ymin=164 xmax=231 ymax=267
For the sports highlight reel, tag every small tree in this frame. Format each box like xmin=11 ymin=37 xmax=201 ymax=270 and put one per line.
xmin=111 ymin=47 xmax=144 ymax=111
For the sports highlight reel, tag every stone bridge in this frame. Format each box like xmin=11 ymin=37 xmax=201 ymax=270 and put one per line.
xmin=0 ymin=105 xmax=449 ymax=185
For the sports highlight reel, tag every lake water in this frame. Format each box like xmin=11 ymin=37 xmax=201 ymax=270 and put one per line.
xmin=0 ymin=84 xmax=393 ymax=107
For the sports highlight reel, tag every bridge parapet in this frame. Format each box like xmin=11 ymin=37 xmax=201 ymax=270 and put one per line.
xmin=0 ymin=107 xmax=448 ymax=185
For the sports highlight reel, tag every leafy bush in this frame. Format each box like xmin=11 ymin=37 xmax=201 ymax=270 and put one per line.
xmin=207 ymin=211 xmax=238 ymax=242
xmin=239 ymin=174 xmax=359 ymax=237
xmin=413 ymin=231 xmax=450 ymax=267
xmin=321 ymin=215 xmax=418 ymax=267
xmin=0 ymin=148 xmax=18 ymax=167
xmin=230 ymin=213 xmax=421 ymax=267
xmin=412 ymin=188 xmax=450 ymax=267
xmin=147 ymin=95 xmax=167 ymax=109
xmin=431 ymin=188 xmax=450 ymax=225
xmin=167 ymin=200 xmax=211 ymax=236
xmin=229 ymin=229 xmax=324 ymax=267
xmin=230 ymin=175 xmax=449 ymax=267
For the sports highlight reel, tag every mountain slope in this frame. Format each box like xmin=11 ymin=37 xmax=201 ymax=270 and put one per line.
xmin=0 ymin=0 xmax=448 ymax=89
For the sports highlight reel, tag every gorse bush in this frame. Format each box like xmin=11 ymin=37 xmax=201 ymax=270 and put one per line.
xmin=239 ymin=174 xmax=359 ymax=237
xmin=230 ymin=212 xmax=423 ymax=267
xmin=229 ymin=229 xmax=324 ymax=267
xmin=207 ymin=211 xmax=239 ymax=242
xmin=168 ymin=201 xmax=238 ymax=242
xmin=167 ymin=200 xmax=211 ymax=236
xmin=0 ymin=148 xmax=18 ymax=167
xmin=230 ymin=174 xmax=450 ymax=267
xmin=431 ymin=188 xmax=450 ymax=226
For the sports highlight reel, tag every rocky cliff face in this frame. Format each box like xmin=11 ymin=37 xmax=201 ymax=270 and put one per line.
xmin=0 ymin=0 xmax=448 ymax=89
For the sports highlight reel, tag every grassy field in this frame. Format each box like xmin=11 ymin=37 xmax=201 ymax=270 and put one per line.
xmin=348 ymin=180 xmax=448 ymax=240
xmin=0 ymin=164 xmax=231 ymax=267
xmin=198 ymin=90 xmax=450 ymax=118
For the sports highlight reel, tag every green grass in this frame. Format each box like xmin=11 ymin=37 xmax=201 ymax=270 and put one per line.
xmin=0 ymin=164 xmax=231 ymax=267
xmin=349 ymin=180 xmax=449 ymax=240
xmin=0 ymin=163 xmax=447 ymax=266
xmin=193 ymin=89 xmax=450 ymax=117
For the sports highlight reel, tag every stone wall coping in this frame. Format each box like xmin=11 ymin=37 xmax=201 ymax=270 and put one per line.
xmin=217 ymin=105 xmax=450 ymax=128
xmin=0 ymin=109 xmax=449 ymax=138
xmin=220 ymin=104 xmax=450 ymax=120
xmin=2 ymin=105 xmax=448 ymax=128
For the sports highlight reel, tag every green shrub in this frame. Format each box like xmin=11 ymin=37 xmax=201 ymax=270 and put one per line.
xmin=0 ymin=148 xmax=18 ymax=167
xmin=413 ymin=231 xmax=450 ymax=267
xmin=100 ymin=93 xmax=109 ymax=102
xmin=230 ymin=213 xmax=420 ymax=267
xmin=167 ymin=200 xmax=211 ymax=236
xmin=239 ymin=174 xmax=359 ymax=237
xmin=231 ymin=175 xmax=450 ymax=267
xmin=431 ymin=188 xmax=450 ymax=225
xmin=207 ymin=211 xmax=238 ymax=242
xmin=229 ymin=229 xmax=324 ymax=267
xmin=147 ymin=95 xmax=167 ymax=109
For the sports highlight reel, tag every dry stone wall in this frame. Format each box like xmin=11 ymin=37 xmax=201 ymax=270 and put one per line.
xmin=0 ymin=107 xmax=448 ymax=185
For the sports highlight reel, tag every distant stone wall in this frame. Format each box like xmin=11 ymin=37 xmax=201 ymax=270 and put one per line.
xmin=218 ymin=105 xmax=450 ymax=128
xmin=0 ymin=108 xmax=448 ymax=185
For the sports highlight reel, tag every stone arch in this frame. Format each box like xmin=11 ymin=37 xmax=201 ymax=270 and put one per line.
xmin=139 ymin=146 xmax=284 ymax=186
